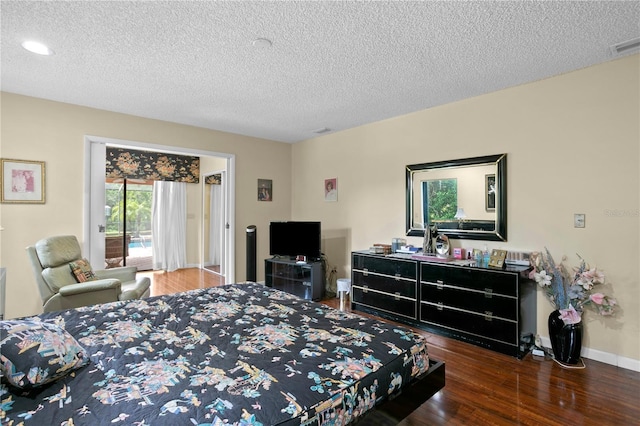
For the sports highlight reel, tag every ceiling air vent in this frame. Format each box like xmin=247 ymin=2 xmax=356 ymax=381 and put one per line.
xmin=611 ymin=37 xmax=640 ymax=56
xmin=312 ymin=127 xmax=331 ymax=134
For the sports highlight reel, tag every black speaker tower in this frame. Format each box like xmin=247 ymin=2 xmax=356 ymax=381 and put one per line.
xmin=246 ymin=225 xmax=257 ymax=282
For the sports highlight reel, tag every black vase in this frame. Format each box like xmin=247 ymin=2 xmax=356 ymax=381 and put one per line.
xmin=548 ymin=310 xmax=583 ymax=365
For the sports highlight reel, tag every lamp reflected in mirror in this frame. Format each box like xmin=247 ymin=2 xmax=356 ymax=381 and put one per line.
xmin=454 ymin=207 xmax=467 ymax=229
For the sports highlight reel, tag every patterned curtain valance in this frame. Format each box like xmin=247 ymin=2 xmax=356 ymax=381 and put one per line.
xmin=205 ymin=174 xmax=222 ymax=185
xmin=106 ymin=147 xmax=199 ymax=183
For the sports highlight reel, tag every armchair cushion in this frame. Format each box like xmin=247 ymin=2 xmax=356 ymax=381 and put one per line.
xmin=69 ymin=258 xmax=97 ymax=283
xmin=58 ymin=279 xmax=121 ymax=297
xmin=35 ymin=235 xmax=82 ymax=268
xmin=0 ymin=318 xmax=89 ymax=391
xmin=94 ymin=266 xmax=137 ymax=282
xmin=94 ymin=266 xmax=151 ymax=301
xmin=41 ymin=264 xmax=78 ymax=292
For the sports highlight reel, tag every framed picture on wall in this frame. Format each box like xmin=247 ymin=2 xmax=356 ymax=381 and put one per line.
xmin=324 ymin=178 xmax=337 ymax=202
xmin=258 ymin=178 xmax=272 ymax=201
xmin=1 ymin=158 xmax=46 ymax=204
xmin=485 ymin=174 xmax=496 ymax=211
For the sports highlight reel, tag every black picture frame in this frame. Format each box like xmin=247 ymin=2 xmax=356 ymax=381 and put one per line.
xmin=485 ymin=174 xmax=496 ymax=211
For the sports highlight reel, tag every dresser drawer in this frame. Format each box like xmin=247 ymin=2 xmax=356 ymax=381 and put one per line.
xmin=421 ymin=263 xmax=517 ymax=297
xmin=353 ymin=270 xmax=416 ymax=299
xmin=420 ymin=302 xmax=518 ymax=345
xmin=353 ymin=254 xmax=417 ymax=280
xmin=353 ymin=287 xmax=417 ymax=320
xmin=421 ymin=282 xmax=517 ymax=321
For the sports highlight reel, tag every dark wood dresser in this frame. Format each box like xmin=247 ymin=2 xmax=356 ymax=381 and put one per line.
xmin=351 ymin=251 xmax=536 ymax=358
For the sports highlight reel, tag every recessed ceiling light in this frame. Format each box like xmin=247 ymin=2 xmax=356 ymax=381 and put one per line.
xmin=252 ymin=38 xmax=272 ymax=48
xmin=21 ymin=40 xmax=54 ymax=56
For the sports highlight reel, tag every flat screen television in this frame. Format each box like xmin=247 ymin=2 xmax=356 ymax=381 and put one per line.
xmin=269 ymin=221 xmax=321 ymax=260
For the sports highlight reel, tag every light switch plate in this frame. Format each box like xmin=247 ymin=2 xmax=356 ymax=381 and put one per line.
xmin=574 ymin=213 xmax=585 ymax=228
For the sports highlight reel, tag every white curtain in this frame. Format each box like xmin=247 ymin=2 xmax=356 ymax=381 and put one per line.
xmin=209 ymin=183 xmax=222 ymax=265
xmin=152 ymin=181 xmax=187 ymax=272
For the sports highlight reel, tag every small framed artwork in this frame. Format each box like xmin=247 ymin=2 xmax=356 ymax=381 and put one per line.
xmin=257 ymin=178 xmax=272 ymax=201
xmin=1 ymin=158 xmax=46 ymax=204
xmin=488 ymin=249 xmax=508 ymax=269
xmin=485 ymin=174 xmax=496 ymax=211
xmin=324 ymin=178 xmax=337 ymax=202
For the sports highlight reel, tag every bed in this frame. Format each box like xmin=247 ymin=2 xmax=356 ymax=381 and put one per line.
xmin=0 ymin=283 xmax=444 ymax=425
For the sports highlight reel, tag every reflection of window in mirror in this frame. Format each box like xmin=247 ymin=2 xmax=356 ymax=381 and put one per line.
xmin=406 ymin=153 xmax=507 ymax=241
xmin=422 ymin=179 xmax=457 ymax=224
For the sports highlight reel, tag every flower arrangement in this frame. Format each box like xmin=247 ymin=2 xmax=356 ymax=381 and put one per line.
xmin=529 ymin=248 xmax=616 ymax=325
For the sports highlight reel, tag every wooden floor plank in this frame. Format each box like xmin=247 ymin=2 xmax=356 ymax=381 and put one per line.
xmin=142 ymin=268 xmax=640 ymax=425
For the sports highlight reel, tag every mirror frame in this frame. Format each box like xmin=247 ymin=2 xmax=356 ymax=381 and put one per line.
xmin=406 ymin=154 xmax=507 ymax=241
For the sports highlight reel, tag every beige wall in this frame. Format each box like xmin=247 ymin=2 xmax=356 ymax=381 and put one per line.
xmin=1 ymin=54 xmax=637 ymax=366
xmin=292 ymin=55 xmax=640 ymax=365
xmin=0 ymin=93 xmax=292 ymax=319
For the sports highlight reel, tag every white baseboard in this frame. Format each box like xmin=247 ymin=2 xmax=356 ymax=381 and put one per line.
xmin=540 ymin=336 xmax=640 ymax=372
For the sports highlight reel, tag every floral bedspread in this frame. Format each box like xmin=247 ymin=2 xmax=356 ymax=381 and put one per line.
xmin=1 ymin=283 xmax=430 ymax=425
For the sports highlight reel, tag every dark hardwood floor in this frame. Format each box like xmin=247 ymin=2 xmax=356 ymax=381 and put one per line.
xmin=142 ymin=268 xmax=640 ymax=425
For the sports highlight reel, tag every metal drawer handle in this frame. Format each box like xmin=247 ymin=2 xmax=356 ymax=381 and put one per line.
xmin=394 ymin=292 xmax=401 ymax=301
xmin=437 ymin=302 xmax=443 ymax=311
xmin=394 ymin=274 xmax=401 ymax=281
xmin=436 ymin=279 xmax=444 ymax=285
xmin=363 ymin=268 xmax=369 ymax=277
xmin=436 ymin=283 xmax=444 ymax=290
xmin=362 ymin=285 xmax=368 ymax=293
xmin=484 ymin=288 xmax=493 ymax=298
xmin=484 ymin=311 xmax=493 ymax=321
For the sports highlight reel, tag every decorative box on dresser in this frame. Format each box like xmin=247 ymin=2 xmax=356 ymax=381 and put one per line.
xmin=351 ymin=251 xmax=536 ymax=358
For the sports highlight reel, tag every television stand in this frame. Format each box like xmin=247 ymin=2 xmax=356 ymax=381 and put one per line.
xmin=265 ymin=258 xmax=324 ymax=301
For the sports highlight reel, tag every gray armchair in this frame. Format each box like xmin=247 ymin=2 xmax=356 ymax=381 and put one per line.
xmin=26 ymin=235 xmax=151 ymax=313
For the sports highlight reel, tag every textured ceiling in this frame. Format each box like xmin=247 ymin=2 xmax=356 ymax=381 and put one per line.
xmin=2 ymin=1 xmax=639 ymax=143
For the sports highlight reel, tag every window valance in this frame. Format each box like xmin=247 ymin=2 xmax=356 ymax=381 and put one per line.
xmin=106 ymin=147 xmax=199 ymax=183
xmin=205 ymin=174 xmax=221 ymax=185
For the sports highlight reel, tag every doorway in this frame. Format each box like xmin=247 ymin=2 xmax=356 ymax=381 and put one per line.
xmin=202 ymin=171 xmax=226 ymax=280
xmin=84 ymin=136 xmax=236 ymax=285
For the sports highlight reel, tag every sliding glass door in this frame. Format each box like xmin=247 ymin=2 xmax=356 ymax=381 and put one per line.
xmin=105 ymin=178 xmax=153 ymax=270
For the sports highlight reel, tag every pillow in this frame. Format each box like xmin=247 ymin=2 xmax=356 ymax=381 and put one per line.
xmin=69 ymin=258 xmax=96 ymax=282
xmin=0 ymin=319 xmax=89 ymax=390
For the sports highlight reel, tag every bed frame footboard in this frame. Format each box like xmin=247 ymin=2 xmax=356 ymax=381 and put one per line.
xmin=363 ymin=359 xmax=446 ymax=424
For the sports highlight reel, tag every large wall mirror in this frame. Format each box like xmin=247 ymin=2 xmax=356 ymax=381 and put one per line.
xmin=406 ymin=154 xmax=507 ymax=241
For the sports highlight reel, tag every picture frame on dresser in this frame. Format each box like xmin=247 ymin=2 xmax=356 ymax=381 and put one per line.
xmin=488 ymin=249 xmax=507 ymax=268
